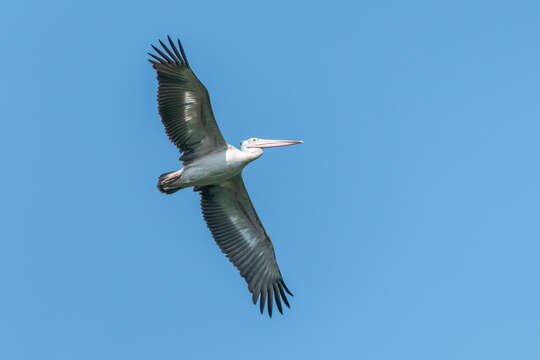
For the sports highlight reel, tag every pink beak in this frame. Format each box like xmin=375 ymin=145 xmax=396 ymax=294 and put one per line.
xmin=250 ymin=139 xmax=304 ymax=148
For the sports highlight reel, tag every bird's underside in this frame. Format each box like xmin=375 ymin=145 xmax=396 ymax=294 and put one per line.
xmin=156 ymin=145 xmax=251 ymax=194
xmin=149 ymin=37 xmax=294 ymax=317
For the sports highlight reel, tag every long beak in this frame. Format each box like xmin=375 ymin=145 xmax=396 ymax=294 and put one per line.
xmin=251 ymin=139 xmax=304 ymax=148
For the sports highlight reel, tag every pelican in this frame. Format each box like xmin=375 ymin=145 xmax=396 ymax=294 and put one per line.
xmin=148 ymin=37 xmax=303 ymax=317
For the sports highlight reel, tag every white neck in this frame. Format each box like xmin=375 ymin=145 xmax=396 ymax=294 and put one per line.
xmin=241 ymin=147 xmax=264 ymax=162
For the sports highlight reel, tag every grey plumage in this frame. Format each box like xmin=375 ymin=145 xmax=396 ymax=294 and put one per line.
xmin=199 ymin=176 xmax=292 ymax=316
xmin=149 ymin=37 xmax=226 ymax=163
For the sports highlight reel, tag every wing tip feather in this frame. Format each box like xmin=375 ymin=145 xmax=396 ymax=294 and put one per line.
xmin=273 ymin=284 xmax=283 ymax=314
xmin=252 ymin=278 xmax=292 ymax=317
xmin=148 ymin=36 xmax=190 ymax=68
xmin=267 ymin=287 xmax=273 ymax=317
xmin=280 ymin=279 xmax=294 ymax=296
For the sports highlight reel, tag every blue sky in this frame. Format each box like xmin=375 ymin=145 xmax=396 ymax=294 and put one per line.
xmin=2 ymin=0 xmax=540 ymax=359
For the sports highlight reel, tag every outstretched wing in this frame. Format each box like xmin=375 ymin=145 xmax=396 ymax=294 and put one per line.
xmin=199 ymin=175 xmax=293 ymax=317
xmin=149 ymin=37 xmax=227 ymax=163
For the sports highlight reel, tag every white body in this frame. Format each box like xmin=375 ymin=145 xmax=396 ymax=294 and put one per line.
xmin=179 ymin=145 xmax=262 ymax=188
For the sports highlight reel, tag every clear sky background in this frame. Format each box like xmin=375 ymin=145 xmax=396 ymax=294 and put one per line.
xmin=1 ymin=0 xmax=539 ymax=359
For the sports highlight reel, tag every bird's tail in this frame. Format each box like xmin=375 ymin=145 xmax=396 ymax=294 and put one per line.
xmin=157 ymin=169 xmax=184 ymax=194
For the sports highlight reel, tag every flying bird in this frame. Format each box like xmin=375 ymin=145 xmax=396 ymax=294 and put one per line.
xmin=148 ymin=37 xmax=303 ymax=317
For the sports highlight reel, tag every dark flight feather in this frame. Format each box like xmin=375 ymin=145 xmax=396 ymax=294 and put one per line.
xmin=199 ymin=175 xmax=293 ymax=317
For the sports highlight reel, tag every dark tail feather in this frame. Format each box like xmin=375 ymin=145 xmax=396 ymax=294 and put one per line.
xmin=157 ymin=170 xmax=183 ymax=194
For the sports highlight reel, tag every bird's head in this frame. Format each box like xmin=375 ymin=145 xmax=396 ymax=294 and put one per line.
xmin=240 ymin=138 xmax=304 ymax=153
